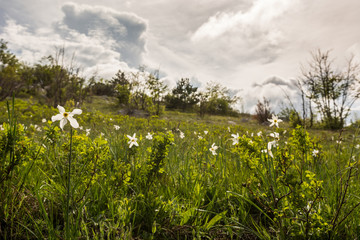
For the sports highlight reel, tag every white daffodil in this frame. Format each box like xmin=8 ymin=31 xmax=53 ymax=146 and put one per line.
xmin=179 ymin=131 xmax=185 ymax=139
xmin=209 ymin=143 xmax=218 ymax=155
xmin=114 ymin=125 xmax=120 ymax=130
xmin=146 ymin=132 xmax=153 ymax=140
xmin=51 ymin=105 xmax=82 ymax=130
xmin=261 ymin=149 xmax=274 ymax=158
xmin=267 ymin=141 xmax=278 ymax=151
xmin=269 ymin=132 xmax=280 ymax=141
xmin=127 ymin=133 xmax=139 ymax=148
xmin=34 ymin=124 xmax=41 ymax=131
xmin=312 ymin=149 xmax=319 ymax=157
xmin=268 ymin=115 xmax=283 ymax=128
xmin=231 ymin=133 xmax=240 ymax=145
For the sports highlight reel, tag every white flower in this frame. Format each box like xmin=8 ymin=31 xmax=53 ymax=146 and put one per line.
xmin=312 ymin=149 xmax=319 ymax=157
xmin=268 ymin=141 xmax=278 ymax=151
xmin=146 ymin=132 xmax=153 ymax=140
xmin=86 ymin=128 xmax=91 ymax=136
xmin=127 ymin=133 xmax=139 ymax=148
xmin=269 ymin=132 xmax=280 ymax=141
xmin=268 ymin=115 xmax=283 ymax=128
xmin=257 ymin=131 xmax=262 ymax=137
xmin=42 ymin=118 xmax=47 ymax=123
xmin=356 ymin=144 xmax=360 ymax=149
xmin=198 ymin=135 xmax=203 ymax=140
xmin=79 ymin=126 xmax=83 ymax=130
xmin=227 ymin=127 xmax=231 ymax=132
xmin=179 ymin=131 xmax=185 ymax=139
xmin=204 ymin=130 xmax=208 ymax=135
xmin=261 ymin=149 xmax=274 ymax=158
xmin=209 ymin=143 xmax=218 ymax=155
xmin=51 ymin=105 xmax=82 ymax=130
xmin=0 ymin=124 xmax=4 ymax=131
xmin=34 ymin=124 xmax=41 ymax=131
xmin=336 ymin=140 xmax=342 ymax=144
xmin=114 ymin=125 xmax=120 ymax=130
xmin=231 ymin=133 xmax=240 ymax=145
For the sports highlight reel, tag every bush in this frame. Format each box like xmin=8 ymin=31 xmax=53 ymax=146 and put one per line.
xmin=254 ymin=97 xmax=272 ymax=124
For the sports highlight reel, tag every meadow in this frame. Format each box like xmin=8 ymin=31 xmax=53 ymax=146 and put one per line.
xmin=1 ymin=97 xmax=360 ymax=239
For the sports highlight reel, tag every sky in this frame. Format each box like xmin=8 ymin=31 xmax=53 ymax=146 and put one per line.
xmin=1 ymin=0 xmax=360 ymax=114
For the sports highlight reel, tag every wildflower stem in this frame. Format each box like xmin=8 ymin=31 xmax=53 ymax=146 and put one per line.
xmin=65 ymin=127 xmax=73 ymax=239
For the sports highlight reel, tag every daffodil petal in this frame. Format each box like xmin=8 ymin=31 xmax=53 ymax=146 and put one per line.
xmin=51 ymin=113 xmax=63 ymax=122
xmin=68 ymin=116 xmax=79 ymax=128
xmin=60 ymin=118 xmax=67 ymax=130
xmin=71 ymin=109 xmax=82 ymax=115
xmin=57 ymin=105 xmax=65 ymax=114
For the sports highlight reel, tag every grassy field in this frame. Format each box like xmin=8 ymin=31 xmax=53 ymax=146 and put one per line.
xmin=1 ymin=97 xmax=360 ymax=239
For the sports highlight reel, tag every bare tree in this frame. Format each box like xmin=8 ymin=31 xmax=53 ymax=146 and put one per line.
xmin=298 ymin=49 xmax=360 ymax=129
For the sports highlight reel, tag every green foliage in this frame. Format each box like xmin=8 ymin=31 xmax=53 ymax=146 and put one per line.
xmin=146 ymin=70 xmax=167 ymax=116
xmin=197 ymin=81 xmax=240 ymax=117
xmin=1 ymin=97 xmax=360 ymax=239
xmin=0 ymin=40 xmax=22 ymax=101
xmin=165 ymin=78 xmax=199 ymax=111
xmin=115 ymin=84 xmax=131 ymax=106
xmin=298 ymin=49 xmax=360 ymax=129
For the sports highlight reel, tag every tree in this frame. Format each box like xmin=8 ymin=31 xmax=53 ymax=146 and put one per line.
xmin=112 ymin=70 xmax=129 ymax=86
xmin=165 ymin=78 xmax=199 ymax=110
xmin=255 ymin=97 xmax=273 ymax=124
xmin=146 ymin=70 xmax=167 ymax=116
xmin=197 ymin=81 xmax=239 ymax=117
xmin=298 ymin=49 xmax=360 ymax=129
xmin=0 ymin=40 xmax=22 ymax=100
xmin=31 ymin=47 xmax=88 ymax=107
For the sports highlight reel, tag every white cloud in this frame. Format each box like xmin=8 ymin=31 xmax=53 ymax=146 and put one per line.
xmin=58 ymin=2 xmax=148 ymax=67
xmin=0 ymin=2 xmax=149 ymax=80
xmin=1 ymin=0 xmax=360 ymax=116
xmin=190 ymin=0 xmax=300 ymax=65
xmin=242 ymin=76 xmax=300 ymax=114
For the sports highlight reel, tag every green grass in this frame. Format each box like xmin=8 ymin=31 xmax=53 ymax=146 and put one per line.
xmin=1 ymin=97 xmax=360 ymax=239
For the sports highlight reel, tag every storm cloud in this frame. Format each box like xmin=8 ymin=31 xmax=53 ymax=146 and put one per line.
xmin=57 ymin=2 xmax=148 ymax=67
xmin=0 ymin=2 xmax=148 ymax=79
